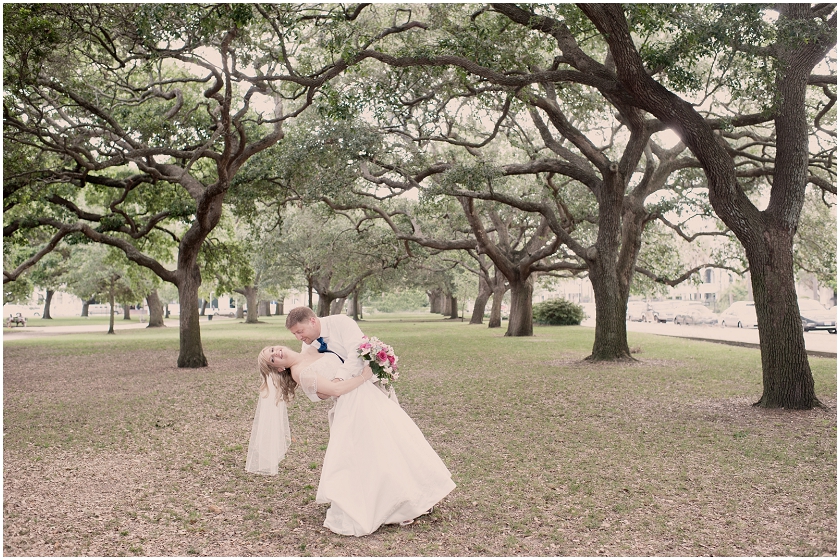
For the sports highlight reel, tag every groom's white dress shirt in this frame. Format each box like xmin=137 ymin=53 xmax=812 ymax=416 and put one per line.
xmin=307 ymin=314 xmax=366 ymax=380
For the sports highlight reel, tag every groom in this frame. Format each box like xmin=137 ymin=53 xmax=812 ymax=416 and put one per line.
xmin=285 ymin=306 xmax=367 ymax=384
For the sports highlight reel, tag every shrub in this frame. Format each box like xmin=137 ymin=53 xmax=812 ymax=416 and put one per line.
xmin=533 ymin=298 xmax=585 ymax=326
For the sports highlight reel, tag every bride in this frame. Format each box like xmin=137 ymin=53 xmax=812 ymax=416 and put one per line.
xmin=246 ymin=344 xmax=456 ymax=537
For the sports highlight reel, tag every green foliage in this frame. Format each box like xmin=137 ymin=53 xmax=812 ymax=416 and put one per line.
xmin=532 ymin=298 xmax=585 ymax=326
xmin=437 ymin=162 xmax=504 ymax=194
xmin=627 ymin=4 xmax=776 ymax=101
xmin=134 ymin=4 xmax=254 ymax=47
xmin=794 ymin=189 xmax=837 ymax=291
xmin=429 ymin=4 xmax=554 ymax=72
xmin=3 ymin=4 xmax=64 ymax=87
xmin=231 ymin=115 xmax=383 ymax=219
xmin=4 ymin=278 xmax=33 ymax=305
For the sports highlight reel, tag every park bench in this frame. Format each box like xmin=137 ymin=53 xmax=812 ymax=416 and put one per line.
xmin=6 ymin=313 xmax=26 ymax=328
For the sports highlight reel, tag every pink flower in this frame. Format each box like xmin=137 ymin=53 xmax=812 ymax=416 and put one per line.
xmin=387 ymin=354 xmax=396 ymax=365
xmin=376 ymin=350 xmax=388 ymax=362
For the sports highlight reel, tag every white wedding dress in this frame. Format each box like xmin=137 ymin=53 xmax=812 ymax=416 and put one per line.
xmin=299 ymin=354 xmax=456 ymax=536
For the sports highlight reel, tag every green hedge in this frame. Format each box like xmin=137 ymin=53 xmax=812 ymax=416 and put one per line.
xmin=533 ymin=298 xmax=585 ymax=326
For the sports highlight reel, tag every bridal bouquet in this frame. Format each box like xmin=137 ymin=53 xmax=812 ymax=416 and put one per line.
xmin=357 ymin=336 xmax=399 ymax=385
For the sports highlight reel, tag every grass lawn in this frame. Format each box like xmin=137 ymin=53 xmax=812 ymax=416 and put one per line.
xmin=3 ymin=313 xmax=836 ymax=556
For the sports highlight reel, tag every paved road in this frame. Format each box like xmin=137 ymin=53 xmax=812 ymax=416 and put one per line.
xmin=582 ymin=317 xmax=837 ymax=357
xmin=4 ymin=316 xmax=836 ymax=357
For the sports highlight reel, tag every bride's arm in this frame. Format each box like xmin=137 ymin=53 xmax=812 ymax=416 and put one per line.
xmin=313 ymin=366 xmax=374 ymax=397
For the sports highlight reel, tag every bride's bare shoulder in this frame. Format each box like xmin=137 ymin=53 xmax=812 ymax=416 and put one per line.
xmin=290 ymin=356 xmax=323 ymax=380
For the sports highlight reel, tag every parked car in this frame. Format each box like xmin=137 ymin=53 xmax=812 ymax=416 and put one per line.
xmin=644 ymin=300 xmax=683 ymax=323
xmin=798 ymin=299 xmax=837 ymax=333
xmin=210 ymin=307 xmax=236 ymax=318
xmin=719 ymin=301 xmax=758 ymax=328
xmin=626 ymin=301 xmax=648 ymax=322
xmin=673 ymin=304 xmax=719 ymax=326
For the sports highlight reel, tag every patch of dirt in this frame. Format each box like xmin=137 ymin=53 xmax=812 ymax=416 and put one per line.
xmin=546 ymin=357 xmax=688 ymax=369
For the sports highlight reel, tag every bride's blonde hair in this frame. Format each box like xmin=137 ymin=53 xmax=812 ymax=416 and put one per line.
xmin=257 ymin=347 xmax=297 ymax=404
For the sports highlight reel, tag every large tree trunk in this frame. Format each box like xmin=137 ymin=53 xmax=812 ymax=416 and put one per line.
xmin=42 ymin=289 xmax=54 ymax=319
xmin=580 ymin=3 xmax=829 ymax=408
xmin=470 ymin=274 xmax=491 ymax=324
xmin=243 ymin=286 xmax=259 ymax=324
xmin=177 ymin=263 xmax=207 ymax=368
xmin=123 ymin=303 xmax=131 ymax=321
xmin=276 ymin=300 xmax=284 ymax=316
xmin=428 ymin=289 xmax=443 ymax=314
xmin=350 ymin=288 xmax=361 ymax=321
xmin=317 ymin=293 xmax=335 ymax=317
xmin=259 ymin=299 xmax=271 ymax=316
xmin=80 ymin=296 xmax=96 ymax=317
xmin=588 ymin=262 xmax=632 ymax=361
xmin=749 ymin=220 xmax=816 ymax=408
xmin=505 ymin=276 xmax=534 ymax=336
xmin=330 ymin=297 xmax=346 ymax=315
xmin=235 ymin=303 xmax=245 ymax=319
xmin=488 ymin=282 xmax=505 ymax=328
xmin=448 ymin=295 xmax=458 ymax=319
xmin=586 ymin=169 xmax=636 ymax=361
xmin=747 ymin=16 xmax=819 ymax=408
xmin=146 ymin=289 xmax=165 ymax=328
xmin=441 ymin=293 xmax=452 ymax=317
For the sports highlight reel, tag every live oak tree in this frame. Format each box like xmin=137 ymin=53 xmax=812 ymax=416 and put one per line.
xmin=367 ymin=106 xmax=733 ymax=348
xmin=4 ymin=4 xmax=283 ymax=364
xmin=328 ymin=163 xmax=568 ymax=337
xmin=578 ymin=3 xmax=836 ymax=408
xmin=59 ymin=243 xmax=138 ymax=334
xmin=3 ymin=3 xmax=420 ymax=367
xmin=325 ymin=187 xmax=511 ymax=327
xmin=270 ymin=206 xmax=410 ymax=317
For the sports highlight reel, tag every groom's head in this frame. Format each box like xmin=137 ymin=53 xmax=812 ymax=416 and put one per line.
xmin=286 ymin=306 xmax=321 ymax=345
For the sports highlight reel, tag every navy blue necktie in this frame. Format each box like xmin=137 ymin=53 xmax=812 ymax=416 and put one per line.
xmin=316 ymin=337 xmax=345 ymax=363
